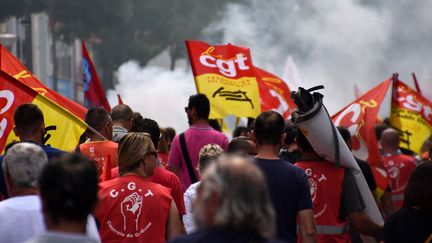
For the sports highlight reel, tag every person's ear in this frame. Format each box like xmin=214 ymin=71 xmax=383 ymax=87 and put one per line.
xmin=249 ymin=130 xmax=256 ymax=142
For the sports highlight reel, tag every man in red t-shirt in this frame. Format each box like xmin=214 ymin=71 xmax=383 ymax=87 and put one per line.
xmin=79 ymin=108 xmax=118 ymax=177
xmin=381 ymin=128 xmax=417 ymax=209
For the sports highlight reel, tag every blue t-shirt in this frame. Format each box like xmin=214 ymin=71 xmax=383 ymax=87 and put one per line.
xmin=254 ymin=158 xmax=312 ymax=243
xmin=0 ymin=143 xmax=65 ymax=199
xmin=169 ymin=226 xmax=285 ymax=243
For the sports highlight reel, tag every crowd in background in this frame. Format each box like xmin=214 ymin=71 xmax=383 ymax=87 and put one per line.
xmin=0 ymin=93 xmax=431 ymax=243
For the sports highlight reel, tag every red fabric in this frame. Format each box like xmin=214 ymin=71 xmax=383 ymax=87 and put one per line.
xmin=82 ymin=41 xmax=111 ymax=111
xmin=111 ymin=166 xmax=185 ymax=215
xmin=158 ymin=152 xmax=169 ymax=168
xmin=332 ymin=79 xmax=391 ymax=167
xmin=96 ymin=175 xmax=172 ymax=243
xmin=0 ymin=70 xmax=37 ymax=150
xmin=254 ymin=67 xmax=296 ymax=119
xmin=382 ymin=154 xmax=417 ymax=209
xmin=186 ymin=40 xmax=254 ymax=78
xmin=0 ymin=45 xmax=86 ymax=119
xmin=80 ymin=141 xmax=118 ymax=177
xmin=101 ymin=154 xmax=112 ymax=182
xmin=296 ymin=161 xmax=350 ymax=243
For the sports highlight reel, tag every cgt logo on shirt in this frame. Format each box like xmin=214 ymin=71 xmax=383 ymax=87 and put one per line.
xmin=107 ymin=182 xmax=154 ymax=238
xmin=305 ymin=168 xmax=328 ymax=218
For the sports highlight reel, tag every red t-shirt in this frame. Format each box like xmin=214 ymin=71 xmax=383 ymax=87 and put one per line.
xmin=79 ymin=140 xmax=118 ymax=177
xmin=158 ymin=152 xmax=169 ymax=168
xmin=382 ymin=153 xmax=417 ymax=209
xmin=111 ymin=167 xmax=186 ymax=215
xmin=96 ymin=175 xmax=172 ymax=243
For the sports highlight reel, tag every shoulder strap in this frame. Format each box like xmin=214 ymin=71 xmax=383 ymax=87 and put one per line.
xmin=179 ymin=133 xmax=197 ymax=183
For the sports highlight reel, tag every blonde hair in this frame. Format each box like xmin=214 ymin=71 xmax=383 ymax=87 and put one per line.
xmin=118 ymin=132 xmax=154 ymax=176
xmin=198 ymin=144 xmax=224 ymax=172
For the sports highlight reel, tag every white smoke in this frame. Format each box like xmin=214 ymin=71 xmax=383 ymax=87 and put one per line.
xmin=107 ymin=62 xmax=195 ymax=132
xmin=109 ymin=0 xmax=432 ymax=132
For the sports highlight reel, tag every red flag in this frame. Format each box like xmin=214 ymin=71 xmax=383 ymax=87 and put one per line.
xmin=117 ymin=94 xmax=124 ymax=105
xmin=0 ymin=44 xmax=86 ymax=119
xmin=82 ymin=41 xmax=111 ymax=111
xmin=254 ymin=67 xmax=296 ymax=119
xmin=390 ymin=78 xmax=432 ymax=154
xmin=332 ymin=79 xmax=391 ymax=166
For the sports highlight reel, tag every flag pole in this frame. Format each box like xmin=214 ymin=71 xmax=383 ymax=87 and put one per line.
xmin=86 ymin=125 xmax=108 ymax=141
xmin=412 ymin=72 xmax=423 ymax=95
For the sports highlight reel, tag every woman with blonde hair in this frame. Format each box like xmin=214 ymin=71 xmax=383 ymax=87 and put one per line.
xmin=95 ymin=132 xmax=182 ymax=243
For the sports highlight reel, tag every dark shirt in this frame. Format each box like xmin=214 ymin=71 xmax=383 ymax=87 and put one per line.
xmin=384 ymin=207 xmax=432 ymax=243
xmin=254 ymin=158 xmax=312 ymax=243
xmin=340 ymin=169 xmax=365 ymax=219
xmin=169 ymin=227 xmax=285 ymax=243
xmin=355 ymin=158 xmax=377 ymax=192
xmin=279 ymin=149 xmax=302 ymax=164
xmin=351 ymin=158 xmax=376 ymax=243
xmin=0 ymin=143 xmax=64 ymax=199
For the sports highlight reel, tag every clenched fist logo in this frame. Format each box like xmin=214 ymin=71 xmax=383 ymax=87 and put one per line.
xmin=308 ymin=178 xmax=318 ymax=201
xmin=120 ymin=192 xmax=143 ymax=231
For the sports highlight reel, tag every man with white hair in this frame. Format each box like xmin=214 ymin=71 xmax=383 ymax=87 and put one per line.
xmin=171 ymin=155 xmax=283 ymax=243
xmin=0 ymin=142 xmax=48 ymax=243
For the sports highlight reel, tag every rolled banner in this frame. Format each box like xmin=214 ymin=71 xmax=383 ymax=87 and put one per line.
xmin=291 ymin=86 xmax=384 ymax=225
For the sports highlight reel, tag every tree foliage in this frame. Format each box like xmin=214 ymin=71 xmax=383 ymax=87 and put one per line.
xmin=1 ymin=0 xmax=247 ymax=83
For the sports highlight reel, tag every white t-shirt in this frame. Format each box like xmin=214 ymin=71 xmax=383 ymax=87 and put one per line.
xmin=0 ymin=195 xmax=100 ymax=243
xmin=182 ymin=182 xmax=201 ymax=234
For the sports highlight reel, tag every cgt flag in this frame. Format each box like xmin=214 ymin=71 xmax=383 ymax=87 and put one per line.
xmin=186 ymin=40 xmax=260 ymax=119
xmin=390 ymin=79 xmax=432 ymax=154
xmin=0 ymin=44 xmax=86 ymax=119
xmin=0 ymin=70 xmax=88 ymax=152
xmin=254 ymin=67 xmax=296 ymax=119
xmin=82 ymin=41 xmax=111 ymax=111
xmin=332 ymin=79 xmax=391 ymax=165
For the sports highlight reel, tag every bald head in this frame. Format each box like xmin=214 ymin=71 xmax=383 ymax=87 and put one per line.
xmin=111 ymin=105 xmax=133 ymax=130
xmin=381 ymin=128 xmax=400 ymax=151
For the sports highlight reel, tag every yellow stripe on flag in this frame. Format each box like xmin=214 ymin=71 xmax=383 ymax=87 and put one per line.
xmin=6 ymin=94 xmax=87 ymax=152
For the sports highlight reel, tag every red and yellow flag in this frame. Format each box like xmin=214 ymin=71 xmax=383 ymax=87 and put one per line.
xmin=332 ymin=79 xmax=391 ymax=165
xmin=186 ymin=40 xmax=261 ymax=119
xmin=0 ymin=70 xmax=87 ymax=152
xmin=390 ymin=79 xmax=432 ymax=154
xmin=0 ymin=45 xmax=87 ymax=119
xmin=254 ymin=67 xmax=297 ymax=119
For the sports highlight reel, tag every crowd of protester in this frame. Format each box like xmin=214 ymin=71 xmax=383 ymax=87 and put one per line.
xmin=0 ymin=93 xmax=431 ymax=243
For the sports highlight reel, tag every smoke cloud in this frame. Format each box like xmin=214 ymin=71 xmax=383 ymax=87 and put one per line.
xmin=109 ymin=0 xmax=432 ymax=132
